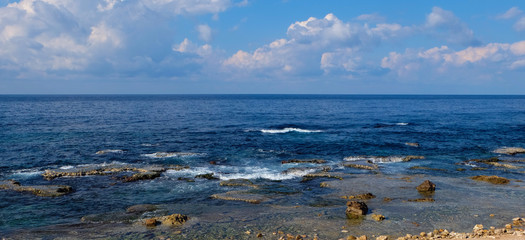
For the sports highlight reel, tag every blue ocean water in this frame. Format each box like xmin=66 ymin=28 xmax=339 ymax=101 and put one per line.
xmin=1 ymin=95 xmax=525 ymax=237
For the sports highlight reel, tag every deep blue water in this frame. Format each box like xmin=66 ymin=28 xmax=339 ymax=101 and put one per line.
xmin=1 ymin=95 xmax=525 ymax=236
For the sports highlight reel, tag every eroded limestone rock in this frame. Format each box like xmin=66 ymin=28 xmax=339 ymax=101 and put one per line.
xmin=0 ymin=180 xmax=73 ymax=197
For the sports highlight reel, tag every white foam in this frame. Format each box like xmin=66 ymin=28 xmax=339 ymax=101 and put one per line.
xmin=396 ymin=122 xmax=409 ymax=126
xmin=343 ymin=155 xmax=405 ymax=163
xmin=260 ymin=128 xmax=322 ymax=134
xmin=142 ymin=152 xmax=202 ymax=158
xmin=141 ymin=143 xmax=160 ymax=147
xmin=10 ymin=169 xmax=44 ymax=178
xmin=165 ymin=166 xmax=316 ymax=181
xmin=59 ymin=165 xmax=74 ymax=170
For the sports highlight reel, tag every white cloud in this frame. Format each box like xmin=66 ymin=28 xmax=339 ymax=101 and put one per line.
xmin=224 ymin=13 xmax=410 ymax=77
xmin=498 ymin=7 xmax=523 ymax=19
xmin=424 ymin=7 xmax=480 ymax=46
xmin=197 ymin=24 xmax=212 ymax=42
xmin=514 ymin=17 xmax=525 ymax=31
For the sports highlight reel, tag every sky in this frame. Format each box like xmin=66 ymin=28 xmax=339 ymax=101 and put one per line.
xmin=1 ymin=0 xmax=525 ymax=94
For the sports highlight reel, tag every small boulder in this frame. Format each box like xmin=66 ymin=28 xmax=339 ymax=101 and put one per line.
xmin=144 ymin=218 xmax=158 ymax=227
xmin=416 ymin=180 xmax=436 ymax=192
xmin=346 ymin=201 xmax=368 ymax=218
xmin=371 ymin=214 xmax=385 ymax=222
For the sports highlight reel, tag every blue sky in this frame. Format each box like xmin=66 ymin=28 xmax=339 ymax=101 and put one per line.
xmin=1 ymin=0 xmax=524 ymax=94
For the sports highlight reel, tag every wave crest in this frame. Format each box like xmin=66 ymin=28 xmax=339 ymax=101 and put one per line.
xmin=261 ymin=128 xmax=322 ymax=134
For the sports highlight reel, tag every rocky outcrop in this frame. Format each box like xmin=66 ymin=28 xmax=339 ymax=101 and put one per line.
xmin=122 ymin=172 xmax=161 ymax=182
xmin=343 ymin=163 xmax=378 ymax=170
xmin=493 ymin=147 xmax=525 ymax=155
xmin=195 ymin=173 xmax=219 ymax=180
xmin=0 ymin=180 xmax=73 ymax=197
xmin=41 ymin=164 xmax=183 ymax=180
xmin=341 ymin=193 xmax=376 ymax=200
xmin=416 ymin=180 xmax=436 ymax=192
xmin=402 ymin=155 xmax=425 ymax=161
xmin=301 ymin=172 xmax=344 ymax=182
xmin=95 ymin=149 xmax=124 ymax=155
xmin=346 ymin=201 xmax=368 ymax=218
xmin=281 ymin=159 xmax=327 ymax=164
xmin=143 ymin=213 xmax=188 ymax=227
xmin=470 ymin=175 xmax=510 ymax=184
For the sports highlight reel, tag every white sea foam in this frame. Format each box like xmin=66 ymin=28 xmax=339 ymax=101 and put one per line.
xmin=10 ymin=169 xmax=44 ymax=178
xmin=343 ymin=155 xmax=405 ymax=163
xmin=142 ymin=152 xmax=202 ymax=158
xmin=95 ymin=149 xmax=125 ymax=155
xmin=166 ymin=166 xmax=316 ymax=181
xmin=396 ymin=122 xmax=409 ymax=126
xmin=260 ymin=128 xmax=322 ymax=134
xmin=141 ymin=143 xmax=160 ymax=147
xmin=59 ymin=165 xmax=74 ymax=170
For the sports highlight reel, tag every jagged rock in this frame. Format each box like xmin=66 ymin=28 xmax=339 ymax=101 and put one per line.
xmin=346 ymin=201 xmax=368 ymax=217
xmin=341 ymin=193 xmax=376 ymax=200
xmin=0 ymin=180 xmax=73 ymax=197
xmin=301 ymin=172 xmax=343 ymax=182
xmin=376 ymin=236 xmax=388 ymax=240
xmin=211 ymin=191 xmax=267 ymax=204
xmin=195 ymin=173 xmax=219 ymax=180
xmin=319 ymin=182 xmax=330 ymax=188
xmin=493 ymin=147 xmax=525 ymax=155
xmin=371 ymin=214 xmax=385 ymax=221
xmin=470 ymin=175 xmax=510 ymax=184
xmin=486 ymin=162 xmax=522 ymax=169
xmin=144 ymin=214 xmax=188 ymax=227
xmin=126 ymin=204 xmax=157 ymax=213
xmin=405 ymin=142 xmax=420 ymax=147
xmin=122 ymin=172 xmax=161 ymax=182
xmin=357 ymin=235 xmax=367 ymax=240
xmin=219 ymin=179 xmax=256 ymax=188
xmin=281 ymin=159 xmax=327 ymax=164
xmin=513 ymin=217 xmax=525 ymax=226
xmin=416 ymin=180 xmax=436 ymax=192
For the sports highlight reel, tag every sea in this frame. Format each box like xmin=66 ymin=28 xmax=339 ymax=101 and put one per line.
xmin=1 ymin=95 xmax=524 ymax=239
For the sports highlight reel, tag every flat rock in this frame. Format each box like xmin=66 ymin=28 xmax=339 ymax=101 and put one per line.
xmin=0 ymin=180 xmax=73 ymax=197
xmin=211 ymin=191 xmax=267 ymax=204
xmin=470 ymin=175 xmax=510 ymax=184
xmin=405 ymin=142 xmax=420 ymax=147
xmin=122 ymin=172 xmax=161 ymax=182
xmin=343 ymin=163 xmax=378 ymax=170
xmin=493 ymin=147 xmax=525 ymax=155
xmin=126 ymin=204 xmax=158 ymax=213
xmin=301 ymin=172 xmax=344 ymax=182
xmin=42 ymin=164 xmax=168 ymax=180
xmin=195 ymin=173 xmax=219 ymax=180
xmin=341 ymin=193 xmax=376 ymax=200
xmin=219 ymin=179 xmax=257 ymax=188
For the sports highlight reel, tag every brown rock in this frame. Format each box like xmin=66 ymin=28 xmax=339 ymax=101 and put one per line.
xmin=346 ymin=201 xmax=368 ymax=217
xmin=343 ymin=163 xmax=378 ymax=170
xmin=195 ymin=173 xmax=219 ymax=180
xmin=122 ymin=172 xmax=161 ymax=182
xmin=347 ymin=236 xmax=357 ymax=240
xmin=158 ymin=213 xmax=188 ymax=226
xmin=371 ymin=214 xmax=385 ymax=221
xmin=144 ymin=218 xmax=158 ymax=227
xmin=405 ymin=142 xmax=420 ymax=147
xmin=357 ymin=235 xmax=367 ymax=240
xmin=301 ymin=172 xmax=343 ymax=182
xmin=219 ymin=179 xmax=256 ymax=188
xmin=402 ymin=155 xmax=425 ymax=161
xmin=493 ymin=147 xmax=525 ymax=155
xmin=376 ymin=236 xmax=388 ymax=240
xmin=281 ymin=159 xmax=327 ymax=164
xmin=0 ymin=180 xmax=73 ymax=197
xmin=470 ymin=175 xmax=510 ymax=184
xmin=342 ymin=193 xmax=376 ymax=200
xmin=416 ymin=180 xmax=436 ymax=192
xmin=407 ymin=198 xmax=435 ymax=202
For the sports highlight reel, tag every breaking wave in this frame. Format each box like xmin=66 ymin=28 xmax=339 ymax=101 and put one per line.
xmin=260 ymin=128 xmax=322 ymax=134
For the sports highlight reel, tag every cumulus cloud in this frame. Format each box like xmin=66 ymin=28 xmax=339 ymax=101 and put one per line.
xmin=423 ymin=7 xmax=480 ymax=46
xmin=223 ymin=13 xmax=410 ymax=78
xmin=0 ymin=0 xmax=241 ymax=79
xmin=497 ymin=7 xmax=523 ymax=19
xmin=381 ymin=41 xmax=525 ymax=79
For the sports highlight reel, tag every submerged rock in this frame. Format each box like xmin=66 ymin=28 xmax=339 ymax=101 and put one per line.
xmin=211 ymin=190 xmax=267 ymax=204
xmin=95 ymin=149 xmax=124 ymax=155
xmin=346 ymin=201 xmax=368 ymax=217
xmin=410 ymin=166 xmax=447 ymax=172
xmin=219 ymin=179 xmax=256 ymax=188
xmin=416 ymin=180 xmax=436 ymax=192
xmin=341 ymin=193 xmax=376 ymax=200
xmin=485 ymin=162 xmax=522 ymax=169
xmin=402 ymin=155 xmax=425 ymax=161
xmin=126 ymin=204 xmax=157 ymax=213
xmin=405 ymin=142 xmax=420 ymax=147
xmin=0 ymin=180 xmax=73 ymax=197
xmin=470 ymin=175 xmax=510 ymax=184
xmin=493 ymin=147 xmax=525 ymax=155
xmin=406 ymin=198 xmax=435 ymax=202
xmin=281 ymin=159 xmax=327 ymax=164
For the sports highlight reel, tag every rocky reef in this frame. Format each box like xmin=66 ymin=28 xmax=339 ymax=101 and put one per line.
xmin=470 ymin=175 xmax=510 ymax=184
xmin=0 ymin=180 xmax=73 ymax=197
